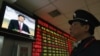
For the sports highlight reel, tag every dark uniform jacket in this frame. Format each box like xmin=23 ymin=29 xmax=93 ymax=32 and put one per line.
xmin=70 ymin=36 xmax=100 ymax=56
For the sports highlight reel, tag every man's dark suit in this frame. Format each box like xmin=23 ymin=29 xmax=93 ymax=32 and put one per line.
xmin=8 ymin=20 xmax=30 ymax=33
xmin=70 ymin=36 xmax=100 ymax=56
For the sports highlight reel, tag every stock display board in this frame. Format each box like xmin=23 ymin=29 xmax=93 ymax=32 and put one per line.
xmin=32 ymin=19 xmax=75 ymax=56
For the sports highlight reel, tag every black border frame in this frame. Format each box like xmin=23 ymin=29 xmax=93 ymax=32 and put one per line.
xmin=0 ymin=1 xmax=38 ymax=41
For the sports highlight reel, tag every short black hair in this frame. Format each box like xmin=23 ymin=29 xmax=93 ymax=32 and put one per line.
xmin=18 ymin=14 xmax=25 ymax=19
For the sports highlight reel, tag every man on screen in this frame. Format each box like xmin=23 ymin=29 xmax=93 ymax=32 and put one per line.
xmin=8 ymin=14 xmax=30 ymax=34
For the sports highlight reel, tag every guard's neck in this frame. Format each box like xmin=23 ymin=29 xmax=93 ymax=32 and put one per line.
xmin=76 ymin=33 xmax=92 ymax=42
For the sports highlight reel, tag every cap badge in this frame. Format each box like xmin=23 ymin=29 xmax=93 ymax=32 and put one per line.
xmin=73 ymin=13 xmax=76 ymax=18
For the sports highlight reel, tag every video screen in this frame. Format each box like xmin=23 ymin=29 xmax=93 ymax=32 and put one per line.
xmin=1 ymin=5 xmax=36 ymax=39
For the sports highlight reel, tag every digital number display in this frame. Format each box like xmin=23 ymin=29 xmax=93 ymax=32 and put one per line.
xmin=32 ymin=19 xmax=74 ymax=56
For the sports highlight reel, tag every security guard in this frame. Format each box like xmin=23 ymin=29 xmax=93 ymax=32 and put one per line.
xmin=68 ymin=9 xmax=100 ymax=56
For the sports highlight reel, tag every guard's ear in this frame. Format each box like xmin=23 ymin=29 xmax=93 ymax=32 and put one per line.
xmin=84 ymin=25 xmax=90 ymax=31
